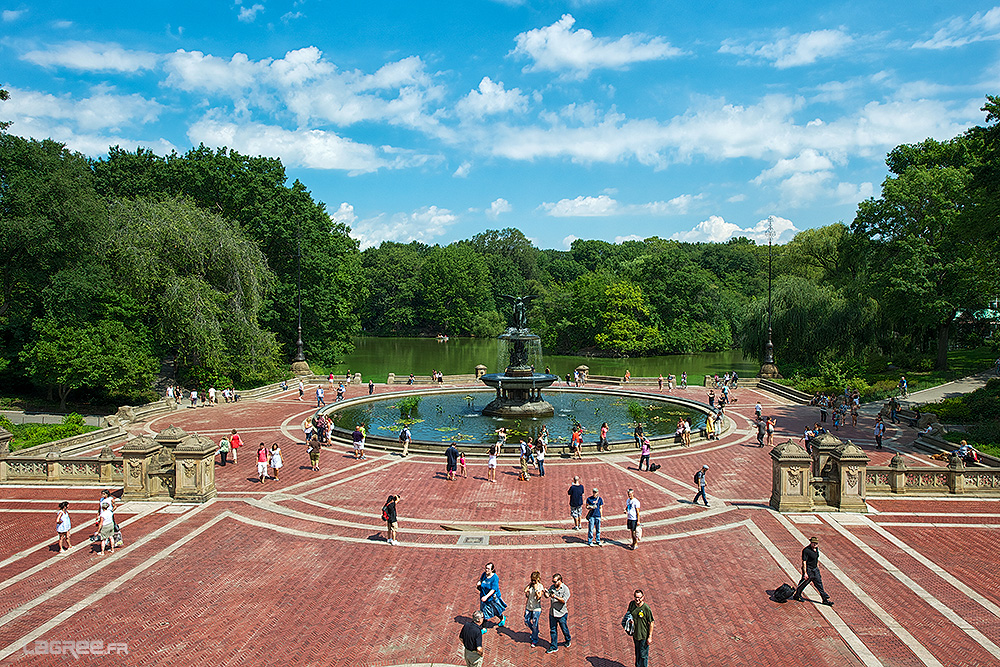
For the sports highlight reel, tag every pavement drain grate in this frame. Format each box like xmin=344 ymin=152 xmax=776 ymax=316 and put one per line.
xmin=789 ymin=515 xmax=822 ymax=524
xmin=457 ymin=535 xmax=489 ymax=546
xmin=476 ymin=502 xmax=497 ymax=509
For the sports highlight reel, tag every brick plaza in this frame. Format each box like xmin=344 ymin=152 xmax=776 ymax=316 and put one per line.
xmin=1 ymin=382 xmax=998 ymax=666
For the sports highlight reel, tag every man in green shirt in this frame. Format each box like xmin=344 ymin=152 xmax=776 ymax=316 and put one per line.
xmin=627 ymin=589 xmax=654 ymax=667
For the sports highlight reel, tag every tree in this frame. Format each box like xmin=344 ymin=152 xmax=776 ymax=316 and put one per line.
xmin=21 ymin=318 xmax=156 ymax=410
xmin=418 ymin=244 xmax=494 ymax=335
xmin=360 ymin=241 xmax=428 ymax=334
xmin=852 ymin=137 xmax=986 ymax=370
xmin=594 ymin=281 xmax=662 ymax=355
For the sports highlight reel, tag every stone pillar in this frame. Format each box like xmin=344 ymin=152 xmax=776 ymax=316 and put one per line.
xmin=831 ymin=441 xmax=869 ymax=512
xmin=98 ymin=445 xmax=116 ymax=484
xmin=291 ymin=360 xmax=312 ymax=376
xmin=173 ymin=435 xmax=217 ymax=503
xmin=352 ymin=372 xmax=362 ymax=385
xmin=387 ymin=373 xmax=396 ymax=385
xmin=46 ymin=449 xmax=61 ymax=482
xmin=0 ymin=426 xmax=12 ymax=457
xmin=888 ymin=454 xmax=907 ymax=494
xmin=948 ymin=454 xmax=966 ymax=494
xmin=770 ymin=440 xmax=813 ymax=512
xmin=810 ymin=432 xmax=843 ymax=478
xmin=120 ymin=435 xmax=161 ymax=501
xmin=575 ymin=365 xmax=589 ymax=384
xmin=155 ymin=425 xmax=188 ymax=452
xmin=475 ymin=364 xmax=487 ymax=379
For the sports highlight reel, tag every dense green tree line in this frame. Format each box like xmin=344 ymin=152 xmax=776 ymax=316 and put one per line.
xmin=1 ymin=90 xmax=361 ymax=407
xmin=2 ymin=89 xmax=999 ymax=409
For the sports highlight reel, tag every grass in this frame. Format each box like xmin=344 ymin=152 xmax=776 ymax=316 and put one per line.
xmin=1 ymin=415 xmax=99 ymax=452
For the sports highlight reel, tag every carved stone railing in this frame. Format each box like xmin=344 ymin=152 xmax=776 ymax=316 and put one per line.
xmin=0 ymin=445 xmax=123 ymax=485
xmin=866 ymin=454 xmax=1000 ymax=496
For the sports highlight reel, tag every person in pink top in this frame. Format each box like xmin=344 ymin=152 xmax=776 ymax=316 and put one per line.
xmin=256 ymin=443 xmax=268 ymax=483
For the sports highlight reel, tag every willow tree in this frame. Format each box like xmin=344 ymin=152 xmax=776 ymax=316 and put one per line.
xmin=103 ymin=197 xmax=280 ymax=386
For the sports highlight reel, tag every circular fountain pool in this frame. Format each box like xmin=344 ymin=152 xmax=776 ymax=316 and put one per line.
xmin=326 ymin=389 xmax=708 ymax=445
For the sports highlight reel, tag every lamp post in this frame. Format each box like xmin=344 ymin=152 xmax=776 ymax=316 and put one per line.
xmin=291 ymin=233 xmax=312 ymax=376
xmin=759 ymin=217 xmax=781 ymax=379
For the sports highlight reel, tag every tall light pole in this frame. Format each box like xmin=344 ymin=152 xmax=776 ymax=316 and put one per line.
xmin=759 ymin=218 xmax=781 ymax=378
xmin=291 ymin=230 xmax=311 ymax=375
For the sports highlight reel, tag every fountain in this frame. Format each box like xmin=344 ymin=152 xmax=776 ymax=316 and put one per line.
xmin=479 ymin=295 xmax=559 ymax=417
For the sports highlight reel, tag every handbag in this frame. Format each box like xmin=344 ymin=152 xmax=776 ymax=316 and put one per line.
xmin=635 ymin=525 xmax=643 ymax=541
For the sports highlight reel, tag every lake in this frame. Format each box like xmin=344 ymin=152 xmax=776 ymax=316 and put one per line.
xmin=326 ymin=337 xmax=756 ymax=384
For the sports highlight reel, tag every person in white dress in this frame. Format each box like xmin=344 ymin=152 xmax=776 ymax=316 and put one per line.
xmin=269 ymin=444 xmax=283 ymax=481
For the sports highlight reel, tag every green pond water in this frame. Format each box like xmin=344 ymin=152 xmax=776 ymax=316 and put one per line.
xmin=329 ymin=390 xmax=706 ymax=444
xmin=326 ymin=337 xmax=755 ymax=384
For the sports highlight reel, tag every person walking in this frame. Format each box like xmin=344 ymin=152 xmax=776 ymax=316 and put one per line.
xmin=524 ymin=571 xmax=545 ymax=647
xmin=229 ymin=429 xmax=242 ymax=464
xmin=633 ymin=422 xmax=644 ymax=449
xmin=95 ymin=502 xmax=115 ymax=555
xmin=627 ymin=589 xmax=654 ymax=667
xmin=693 ymin=464 xmax=709 ymax=506
xmin=217 ymin=436 xmax=231 ymax=466
xmin=368 ymin=379 xmax=375 ymax=395
xmin=586 ymin=488 xmax=603 ymax=547
xmin=874 ymin=417 xmax=885 ymax=450
xmin=568 ymin=476 xmax=585 ymax=530
xmin=534 ymin=438 xmax=546 ymax=477
xmin=544 ymin=573 xmax=571 ymax=653
xmin=352 ymin=425 xmax=365 ymax=460
xmin=399 ymin=424 xmax=412 ymax=457
xmin=756 ymin=417 xmax=766 ymax=447
xmin=599 ymin=422 xmax=609 ymax=451
xmin=256 ymin=443 xmax=269 ymax=483
xmin=269 ymin=443 xmax=283 ymax=481
xmin=638 ymin=438 xmax=651 ymax=471
xmin=56 ymin=501 xmax=72 ymax=553
xmin=459 ymin=611 xmax=485 ymax=667
xmin=316 ymin=385 xmax=325 ymax=407
xmin=382 ymin=494 xmax=400 ymax=545
xmin=446 ymin=443 xmax=459 ymax=481
xmin=478 ymin=562 xmax=507 ymax=629
xmin=766 ymin=416 xmax=776 ymax=448
xmin=625 ymin=489 xmax=641 ymax=550
xmin=297 ymin=379 xmax=304 ymax=401
xmin=792 ymin=536 xmax=834 ymax=605
xmin=307 ymin=436 xmax=321 ymax=471
xmin=487 ymin=443 xmax=498 ymax=483
xmin=682 ymin=418 xmax=692 ymax=447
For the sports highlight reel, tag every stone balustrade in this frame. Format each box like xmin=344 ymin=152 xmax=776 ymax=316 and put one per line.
xmin=865 ymin=454 xmax=1000 ymax=496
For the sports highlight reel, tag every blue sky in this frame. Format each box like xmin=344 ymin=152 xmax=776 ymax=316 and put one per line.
xmin=1 ymin=1 xmax=995 ymax=249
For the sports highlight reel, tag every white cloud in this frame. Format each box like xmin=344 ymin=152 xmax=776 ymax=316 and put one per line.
xmin=542 ymin=194 xmax=619 ymax=217
xmin=456 ymin=77 xmax=529 ymax=118
xmin=2 ymin=85 xmax=163 ymax=132
xmin=187 ymin=118 xmax=411 ymax=173
xmin=487 ymin=198 xmax=512 ymax=219
xmin=913 ymin=7 xmax=1000 ymax=49
xmin=453 ymin=161 xmax=472 ymax=178
xmin=3 ymin=9 xmax=25 ymax=21
xmin=512 ymin=14 xmax=684 ymax=79
xmin=164 ymin=47 xmax=447 ymax=134
xmin=614 ymin=234 xmax=644 ymax=243
xmin=330 ymin=202 xmax=357 ymax=228
xmin=720 ymin=29 xmax=852 ymax=68
xmin=281 ymin=11 xmax=303 ymax=23
xmin=561 ymin=234 xmax=580 ymax=250
xmin=22 ymin=41 xmax=159 ymax=72
xmin=671 ymin=214 xmax=798 ymax=244
xmin=52 ymin=20 xmax=73 ymax=29
xmin=727 ymin=194 xmax=747 ymax=203
xmin=482 ymin=94 xmax=976 ymax=168
xmin=237 ymin=3 xmax=265 ymax=23
xmin=834 ymin=181 xmax=874 ymax=204
xmin=350 ymin=206 xmax=458 ymax=249
xmin=540 ymin=193 xmax=700 ymax=216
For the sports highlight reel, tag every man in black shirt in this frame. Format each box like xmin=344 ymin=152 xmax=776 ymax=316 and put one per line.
xmin=446 ymin=444 xmax=459 ymax=481
xmin=793 ymin=536 xmax=833 ymax=605
xmin=459 ymin=611 xmax=485 ymax=667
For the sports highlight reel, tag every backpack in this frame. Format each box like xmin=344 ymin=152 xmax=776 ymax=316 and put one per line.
xmin=649 ymin=463 xmax=661 ymax=472
xmin=399 ymin=429 xmax=407 ymax=442
xmin=774 ymin=583 xmax=795 ymax=603
xmin=381 ymin=505 xmax=390 ymax=521
xmin=621 ymin=610 xmax=635 ymax=636
xmin=693 ymin=470 xmax=701 ymax=484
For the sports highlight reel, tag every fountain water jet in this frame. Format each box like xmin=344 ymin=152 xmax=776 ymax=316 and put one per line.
xmin=479 ymin=295 xmax=558 ymax=417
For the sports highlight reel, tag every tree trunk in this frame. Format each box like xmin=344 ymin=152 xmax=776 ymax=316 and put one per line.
xmin=58 ymin=386 xmax=71 ymax=412
xmin=935 ymin=321 xmax=950 ymax=371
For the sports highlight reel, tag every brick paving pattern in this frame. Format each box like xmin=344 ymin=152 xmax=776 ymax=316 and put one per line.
xmin=2 ymin=380 xmax=998 ymax=666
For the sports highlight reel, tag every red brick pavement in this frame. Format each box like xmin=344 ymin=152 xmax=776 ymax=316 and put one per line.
xmin=3 ymin=381 xmax=1000 ymax=666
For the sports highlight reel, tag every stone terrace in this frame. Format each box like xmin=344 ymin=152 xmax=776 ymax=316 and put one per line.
xmin=1 ymin=381 xmax=997 ymax=666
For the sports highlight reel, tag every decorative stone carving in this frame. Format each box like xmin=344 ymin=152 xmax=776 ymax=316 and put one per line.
xmin=770 ymin=440 xmax=813 ymax=512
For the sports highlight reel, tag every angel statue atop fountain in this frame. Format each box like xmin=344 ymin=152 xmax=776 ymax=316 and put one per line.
xmin=500 ymin=295 xmax=537 ymax=331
